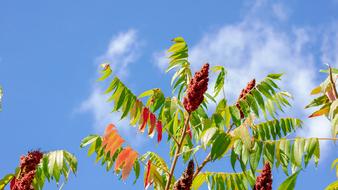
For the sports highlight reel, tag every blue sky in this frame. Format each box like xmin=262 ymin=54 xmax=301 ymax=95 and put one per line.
xmin=0 ymin=0 xmax=338 ymax=189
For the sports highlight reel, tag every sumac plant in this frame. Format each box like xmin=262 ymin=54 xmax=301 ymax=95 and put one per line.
xmin=80 ymin=37 xmax=338 ymax=190
xmin=0 ymin=150 xmax=77 ymax=190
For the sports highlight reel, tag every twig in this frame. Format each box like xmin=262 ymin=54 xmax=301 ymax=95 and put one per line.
xmin=226 ymin=123 xmax=236 ymax=133
xmin=164 ymin=113 xmax=191 ymax=190
xmin=193 ymin=153 xmax=211 ymax=179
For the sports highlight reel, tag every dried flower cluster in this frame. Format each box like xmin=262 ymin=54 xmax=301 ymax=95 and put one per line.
xmin=236 ymin=79 xmax=256 ymax=118
xmin=173 ymin=160 xmax=195 ymax=190
xmin=183 ymin=63 xmax=209 ymax=113
xmin=253 ymin=162 xmax=273 ymax=190
xmin=11 ymin=150 xmax=44 ymax=190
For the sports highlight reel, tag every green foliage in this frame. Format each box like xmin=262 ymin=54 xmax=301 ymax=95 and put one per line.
xmin=211 ymin=65 xmax=227 ymax=97
xmin=252 ymin=118 xmax=302 ymax=141
xmin=0 ymin=150 xmax=77 ymax=190
xmin=166 ymin=37 xmax=192 ymax=100
xmin=191 ymin=171 xmax=255 ymax=190
xmin=277 ymin=170 xmax=300 ymax=190
xmin=79 ymin=37 xmax=337 ymax=190
xmin=139 ymin=152 xmax=170 ymax=189
xmin=33 ymin=150 xmax=77 ymax=190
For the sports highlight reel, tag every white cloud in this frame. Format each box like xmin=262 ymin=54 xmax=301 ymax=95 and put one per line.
xmin=78 ymin=29 xmax=146 ymax=146
xmin=321 ymin=23 xmax=338 ymax=67
xmin=97 ymin=29 xmax=139 ymax=78
xmin=272 ymin=3 xmax=289 ymax=21
xmin=79 ymin=88 xmax=146 ymax=147
xmin=153 ymin=1 xmax=333 ymax=152
xmin=152 ymin=50 xmax=168 ymax=72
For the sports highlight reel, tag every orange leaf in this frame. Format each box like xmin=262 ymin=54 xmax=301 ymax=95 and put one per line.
xmin=309 ymin=106 xmax=330 ymax=118
xmin=139 ymin=107 xmax=149 ymax=132
xmin=121 ymin=150 xmax=138 ymax=180
xmin=102 ymin=124 xmax=125 ymax=156
xmin=144 ymin=160 xmax=152 ymax=189
xmin=156 ymin=121 xmax=162 ymax=143
xmin=115 ymin=147 xmax=132 ymax=171
xmin=106 ymin=136 xmax=124 ymax=156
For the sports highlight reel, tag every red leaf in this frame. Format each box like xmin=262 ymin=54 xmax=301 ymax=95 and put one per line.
xmin=148 ymin=113 xmax=156 ymax=136
xmin=139 ymin=107 xmax=150 ymax=132
xmin=144 ymin=160 xmax=152 ymax=189
xmin=156 ymin=121 xmax=163 ymax=143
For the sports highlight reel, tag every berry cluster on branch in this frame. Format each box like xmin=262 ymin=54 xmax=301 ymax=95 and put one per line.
xmin=253 ymin=162 xmax=273 ymax=190
xmin=183 ymin=63 xmax=210 ymax=113
xmin=11 ymin=150 xmax=44 ymax=190
xmin=173 ymin=160 xmax=195 ymax=190
xmin=236 ymin=79 xmax=256 ymax=118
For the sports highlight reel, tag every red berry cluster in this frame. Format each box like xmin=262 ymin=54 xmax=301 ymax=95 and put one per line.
xmin=183 ymin=63 xmax=209 ymax=113
xmin=11 ymin=150 xmax=44 ymax=190
xmin=236 ymin=79 xmax=256 ymax=118
xmin=173 ymin=160 xmax=195 ymax=190
xmin=253 ymin=162 xmax=273 ymax=190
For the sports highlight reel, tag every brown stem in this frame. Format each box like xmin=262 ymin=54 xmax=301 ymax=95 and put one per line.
xmin=193 ymin=153 xmax=211 ymax=179
xmin=164 ymin=114 xmax=191 ymax=190
xmin=329 ymin=66 xmax=338 ymax=99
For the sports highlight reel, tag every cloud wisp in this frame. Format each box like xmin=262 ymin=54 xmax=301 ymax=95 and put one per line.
xmin=78 ymin=29 xmax=146 ymax=146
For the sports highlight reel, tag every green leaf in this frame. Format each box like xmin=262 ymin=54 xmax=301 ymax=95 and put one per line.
xmin=325 ymin=180 xmax=338 ymax=190
xmin=229 ymin=106 xmax=241 ymax=126
xmin=249 ymin=141 xmax=263 ymax=173
xmin=80 ymin=135 xmax=100 ymax=148
xmin=98 ymin=65 xmax=112 ymax=81
xmin=200 ymin=127 xmax=218 ymax=149
xmin=277 ymin=170 xmax=301 ymax=190
xmin=246 ymin=94 xmax=259 ymax=117
xmin=263 ymin=141 xmax=275 ymax=166
xmin=212 ymin=66 xmax=226 ymax=97
xmin=171 ymin=36 xmax=185 ymax=43
xmin=0 ymin=174 xmax=14 ymax=189
xmin=211 ymin=133 xmax=233 ymax=161
xmin=138 ymin=89 xmax=155 ymax=98
xmin=292 ymin=138 xmax=305 ymax=167
xmin=133 ymin=161 xmax=140 ymax=184
xmin=168 ymin=42 xmax=187 ymax=53
xmin=252 ymin=89 xmax=265 ymax=111
xmin=267 ymin=73 xmax=283 ymax=80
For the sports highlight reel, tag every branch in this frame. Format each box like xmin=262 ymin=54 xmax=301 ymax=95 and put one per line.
xmin=164 ymin=114 xmax=191 ymax=190
xmin=193 ymin=153 xmax=211 ymax=180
